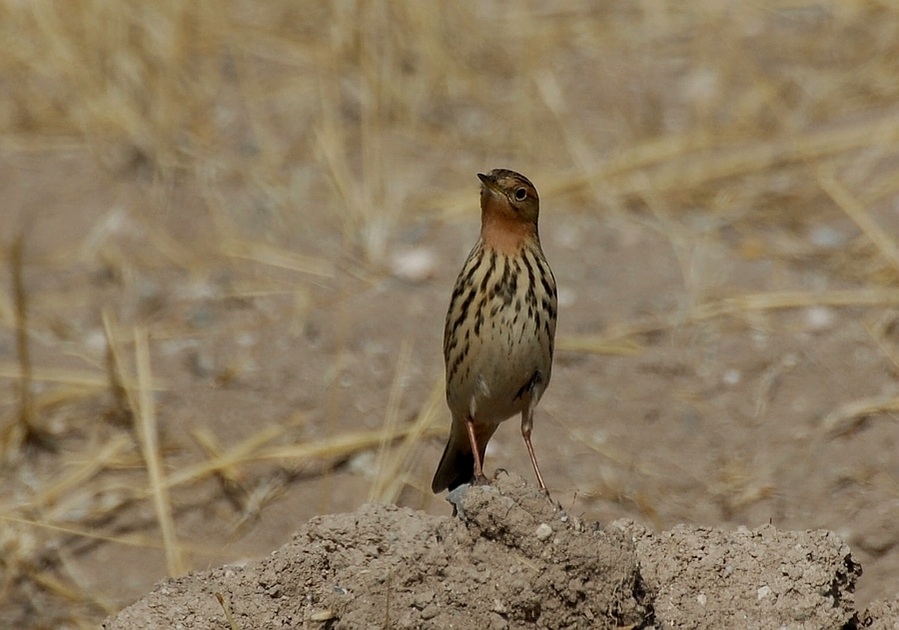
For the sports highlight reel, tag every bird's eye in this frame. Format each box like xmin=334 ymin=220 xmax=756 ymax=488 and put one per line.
xmin=514 ymin=187 xmax=528 ymax=201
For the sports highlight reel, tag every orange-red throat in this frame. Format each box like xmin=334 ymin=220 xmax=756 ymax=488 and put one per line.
xmin=480 ymin=202 xmax=538 ymax=254
xmin=478 ymin=174 xmax=540 ymax=254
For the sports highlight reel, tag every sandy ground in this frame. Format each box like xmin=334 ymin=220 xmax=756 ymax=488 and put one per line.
xmin=4 ymin=147 xmax=899 ymax=628
xmin=2 ymin=3 xmax=899 ymax=628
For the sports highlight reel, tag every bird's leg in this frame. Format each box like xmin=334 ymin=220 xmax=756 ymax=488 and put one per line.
xmin=521 ymin=401 xmax=548 ymax=494
xmin=464 ymin=416 xmax=489 ymax=485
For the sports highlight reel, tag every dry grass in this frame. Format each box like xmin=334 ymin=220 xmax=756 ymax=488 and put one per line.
xmin=1 ymin=1 xmax=899 ymax=626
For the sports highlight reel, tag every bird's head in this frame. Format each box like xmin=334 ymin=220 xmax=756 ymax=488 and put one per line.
xmin=478 ymin=169 xmax=540 ymax=226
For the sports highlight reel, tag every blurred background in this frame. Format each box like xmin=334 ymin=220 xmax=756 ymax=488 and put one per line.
xmin=2 ymin=2 xmax=899 ymax=626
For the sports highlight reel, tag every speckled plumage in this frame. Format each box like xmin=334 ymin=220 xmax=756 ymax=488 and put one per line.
xmin=432 ymin=169 xmax=557 ymax=494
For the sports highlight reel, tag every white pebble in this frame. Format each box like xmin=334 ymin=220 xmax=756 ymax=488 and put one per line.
xmin=390 ymin=247 xmax=436 ymax=282
xmin=722 ymin=369 xmax=741 ymax=386
xmin=808 ymin=225 xmax=847 ymax=249
xmin=804 ymin=306 xmax=836 ymax=332
xmin=83 ymin=329 xmax=107 ymax=353
xmin=535 ymin=523 xmax=553 ymax=541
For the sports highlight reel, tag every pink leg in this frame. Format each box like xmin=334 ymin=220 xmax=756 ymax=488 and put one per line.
xmin=521 ymin=402 xmax=548 ymax=494
xmin=465 ymin=416 xmax=489 ymax=485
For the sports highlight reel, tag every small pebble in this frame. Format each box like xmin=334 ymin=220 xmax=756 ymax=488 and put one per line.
xmin=808 ymin=225 xmax=847 ymax=249
xmin=347 ymin=451 xmax=376 ymax=477
xmin=390 ymin=247 xmax=436 ymax=282
xmin=310 ymin=610 xmax=336 ymax=621
xmin=722 ymin=369 xmax=741 ymax=386
xmin=804 ymin=306 xmax=836 ymax=332
xmin=83 ymin=329 xmax=106 ymax=353
xmin=535 ymin=523 xmax=553 ymax=541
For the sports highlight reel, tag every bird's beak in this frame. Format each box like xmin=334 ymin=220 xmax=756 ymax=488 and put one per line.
xmin=477 ymin=172 xmax=499 ymax=193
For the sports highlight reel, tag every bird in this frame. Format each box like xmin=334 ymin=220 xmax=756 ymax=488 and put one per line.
xmin=431 ymin=168 xmax=557 ymax=494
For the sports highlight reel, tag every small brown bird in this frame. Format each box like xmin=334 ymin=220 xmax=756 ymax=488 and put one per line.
xmin=432 ymin=169 xmax=557 ymax=494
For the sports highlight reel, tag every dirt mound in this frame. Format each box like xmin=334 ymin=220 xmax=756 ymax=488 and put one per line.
xmin=104 ymin=473 xmax=893 ymax=629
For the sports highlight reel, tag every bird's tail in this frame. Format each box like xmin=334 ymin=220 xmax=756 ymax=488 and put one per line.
xmin=431 ymin=420 xmax=496 ymax=493
xmin=431 ymin=432 xmax=474 ymax=493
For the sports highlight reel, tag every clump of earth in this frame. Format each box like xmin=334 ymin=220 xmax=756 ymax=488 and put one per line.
xmin=105 ymin=472 xmax=897 ymax=629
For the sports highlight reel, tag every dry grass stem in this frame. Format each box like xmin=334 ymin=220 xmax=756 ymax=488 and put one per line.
xmin=821 ymin=394 xmax=899 ymax=436
xmin=166 ymin=420 xmax=292 ymax=491
xmin=220 ymin=238 xmax=335 ymax=278
xmin=556 ymin=335 xmax=644 ymax=355
xmin=0 ymin=513 xmax=226 ymax=558
xmin=130 ymin=326 xmax=184 ymax=576
xmin=256 ymin=423 xmax=445 ymax=464
xmin=16 ymin=434 xmax=131 ymax=518
xmin=816 ymin=171 xmax=899 ymax=276
xmin=130 ymin=213 xmax=202 ymax=272
xmin=689 ymin=289 xmax=899 ymax=321
xmin=0 ymin=362 xmax=112 ymax=388
xmin=215 ymin=592 xmax=240 ymax=630
xmin=372 ymin=377 xmax=445 ymax=503
xmin=191 ymin=427 xmax=250 ymax=511
xmin=599 ymin=115 xmax=899 ymax=201
xmin=102 ymin=310 xmax=132 ymax=425
xmin=562 ymin=289 xmax=899 ymax=355
xmin=369 ymin=339 xmax=413 ymax=502
xmin=7 ymin=234 xmax=39 ymax=452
